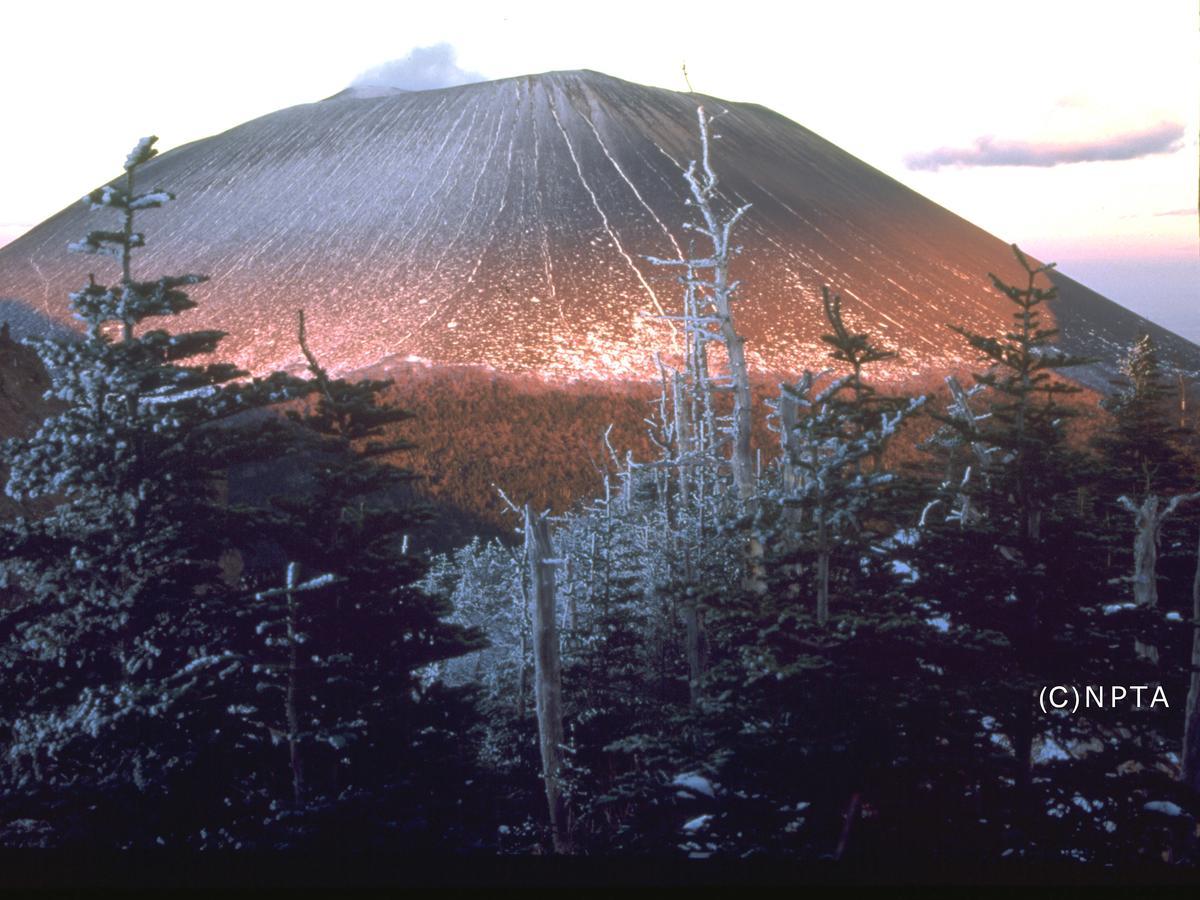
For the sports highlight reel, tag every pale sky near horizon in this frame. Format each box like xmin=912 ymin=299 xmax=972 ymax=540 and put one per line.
xmin=1 ymin=0 xmax=1197 ymax=335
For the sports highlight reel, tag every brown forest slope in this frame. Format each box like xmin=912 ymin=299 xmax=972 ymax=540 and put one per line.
xmin=364 ymin=361 xmax=1112 ymax=543
xmin=0 ymin=340 xmax=1136 ymax=549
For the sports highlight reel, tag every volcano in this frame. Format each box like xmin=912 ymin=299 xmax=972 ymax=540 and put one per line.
xmin=0 ymin=69 xmax=1194 ymax=389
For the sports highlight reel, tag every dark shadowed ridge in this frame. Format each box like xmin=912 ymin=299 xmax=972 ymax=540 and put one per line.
xmin=0 ymin=69 xmax=1194 ymax=385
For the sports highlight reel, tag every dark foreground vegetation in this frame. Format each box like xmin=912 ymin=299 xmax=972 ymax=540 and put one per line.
xmin=2 ymin=125 xmax=1200 ymax=887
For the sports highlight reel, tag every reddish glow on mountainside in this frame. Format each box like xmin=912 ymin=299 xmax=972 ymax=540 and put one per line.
xmin=0 ymin=70 xmax=1193 ymax=389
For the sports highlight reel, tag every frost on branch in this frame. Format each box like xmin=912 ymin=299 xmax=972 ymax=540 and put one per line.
xmin=766 ymin=287 xmax=923 ymax=626
xmin=646 ymin=106 xmax=755 ymax=506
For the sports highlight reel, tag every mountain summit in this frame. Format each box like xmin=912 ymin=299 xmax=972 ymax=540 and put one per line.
xmin=0 ymin=69 xmax=1193 ymax=384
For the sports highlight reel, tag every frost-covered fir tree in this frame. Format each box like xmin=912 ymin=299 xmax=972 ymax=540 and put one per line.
xmin=917 ymin=375 xmax=996 ymax=529
xmin=224 ymin=312 xmax=486 ymax=849
xmin=0 ymin=137 xmax=301 ymax=847
xmin=426 ymin=536 xmax=532 ymax=716
xmin=768 ymin=288 xmax=922 ymax=625
xmin=547 ymin=466 xmax=704 ymax=853
xmin=943 ymin=246 xmax=1095 ymax=546
xmin=429 ymin=459 xmax=721 ymax=852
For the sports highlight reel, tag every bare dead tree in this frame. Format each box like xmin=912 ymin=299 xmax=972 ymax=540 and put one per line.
xmin=525 ymin=504 xmax=571 ymax=854
xmin=647 ymin=106 xmax=755 ymax=507
xmin=1117 ymin=491 xmax=1200 ymax=608
xmin=516 ymin=541 xmax=532 ymax=718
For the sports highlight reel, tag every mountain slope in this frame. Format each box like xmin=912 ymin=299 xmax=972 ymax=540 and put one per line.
xmin=0 ymin=69 xmax=1193 ymax=386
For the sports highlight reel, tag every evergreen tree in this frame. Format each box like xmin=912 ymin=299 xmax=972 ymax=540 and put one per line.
xmin=908 ymin=245 xmax=1190 ymax=860
xmin=553 ymin=473 xmax=698 ymax=854
xmin=943 ymin=247 xmax=1094 ymax=545
xmin=224 ymin=311 xmax=488 ymax=849
xmin=423 ymin=534 xmax=548 ymax=853
xmin=667 ymin=289 xmax=935 ymax=861
xmin=767 ymin=287 xmax=922 ymax=625
xmin=815 ymin=286 xmax=914 ymax=470
xmin=0 ymin=137 xmax=299 ymax=846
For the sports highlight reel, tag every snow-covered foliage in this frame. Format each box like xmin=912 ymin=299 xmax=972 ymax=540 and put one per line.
xmin=762 ymin=287 xmax=924 ymax=624
xmin=424 ymin=112 xmax=936 ymax=858
xmin=0 ymin=139 xmax=308 ymax=846
xmin=0 ymin=139 xmax=492 ymax=851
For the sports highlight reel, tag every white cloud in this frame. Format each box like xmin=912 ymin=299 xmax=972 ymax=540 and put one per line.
xmin=350 ymin=43 xmax=483 ymax=92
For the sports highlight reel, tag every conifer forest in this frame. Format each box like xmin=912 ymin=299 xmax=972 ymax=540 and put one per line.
xmin=1 ymin=114 xmax=1199 ymax=886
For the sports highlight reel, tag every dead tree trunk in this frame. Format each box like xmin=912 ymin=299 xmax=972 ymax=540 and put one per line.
xmin=1180 ymin=372 xmax=1189 ymax=430
xmin=1182 ymin=526 xmax=1200 ymax=791
xmin=808 ymin=421 xmax=833 ymax=628
xmin=1119 ymin=492 xmax=1200 ymax=667
xmin=517 ymin=558 xmax=531 ymax=719
xmin=672 ymin=371 xmax=692 ymax=505
xmin=683 ymin=601 xmax=707 ymax=708
xmin=1126 ymin=496 xmax=1163 ymax=608
xmin=526 ymin=504 xmax=571 ymax=854
xmin=834 ymin=792 xmax=862 ymax=861
xmin=1119 ymin=492 xmax=1200 ymax=608
xmin=778 ymin=389 xmax=801 ymax=522
xmin=646 ymin=106 xmax=753 ymax=505
xmin=772 ymin=374 xmax=836 ymax=624
xmin=695 ymin=109 xmax=754 ymax=506
xmin=772 ymin=389 xmax=809 ymax=596
xmin=283 ymin=563 xmax=305 ymax=808
xmin=670 ymin=369 xmax=709 ymax=703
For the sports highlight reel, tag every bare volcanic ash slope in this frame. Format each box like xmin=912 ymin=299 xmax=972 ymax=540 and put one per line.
xmin=0 ymin=69 xmax=1194 ymax=389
